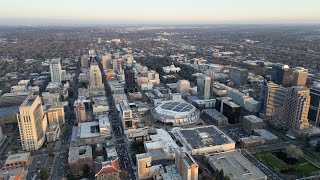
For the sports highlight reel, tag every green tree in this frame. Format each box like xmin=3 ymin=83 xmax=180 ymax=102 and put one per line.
xmin=223 ymin=175 xmax=230 ymax=180
xmin=40 ymin=168 xmax=49 ymax=180
xmin=82 ymin=164 xmax=91 ymax=178
xmin=217 ymin=169 xmax=224 ymax=180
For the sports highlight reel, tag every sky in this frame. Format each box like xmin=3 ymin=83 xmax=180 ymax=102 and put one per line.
xmin=0 ymin=0 xmax=320 ymax=25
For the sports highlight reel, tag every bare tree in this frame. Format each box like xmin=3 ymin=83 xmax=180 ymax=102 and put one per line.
xmin=285 ymin=145 xmax=304 ymax=160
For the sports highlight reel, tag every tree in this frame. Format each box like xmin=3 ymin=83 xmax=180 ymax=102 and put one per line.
xmin=217 ymin=169 xmax=224 ymax=180
xmin=315 ymin=141 xmax=320 ymax=152
xmin=285 ymin=145 xmax=304 ymax=159
xmin=40 ymin=168 xmax=49 ymax=180
xmin=82 ymin=164 xmax=91 ymax=178
xmin=223 ymin=175 xmax=231 ymax=180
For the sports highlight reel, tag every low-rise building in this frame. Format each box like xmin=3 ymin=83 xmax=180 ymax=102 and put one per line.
xmin=202 ymin=109 xmax=228 ymax=126
xmin=242 ymin=115 xmax=264 ymax=133
xmin=68 ymin=145 xmax=93 ymax=176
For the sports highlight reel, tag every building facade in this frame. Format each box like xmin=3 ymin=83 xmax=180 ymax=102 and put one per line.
xmin=308 ymin=82 xmax=320 ymax=125
xmin=50 ymin=58 xmax=62 ymax=83
xmin=197 ymin=74 xmax=211 ymax=100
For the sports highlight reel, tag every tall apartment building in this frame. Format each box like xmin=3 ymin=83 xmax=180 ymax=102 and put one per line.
xmin=292 ymin=67 xmax=308 ymax=86
xmin=229 ymin=67 xmax=248 ymax=85
xmin=281 ymin=86 xmax=310 ymax=131
xmin=259 ymin=81 xmax=287 ymax=118
xmin=17 ymin=95 xmax=48 ymax=151
xmin=271 ymin=63 xmax=292 ymax=86
xmin=308 ymin=82 xmax=320 ymax=125
xmin=177 ymin=80 xmax=191 ymax=95
xmin=50 ymin=58 xmax=62 ymax=83
xmin=197 ymin=74 xmax=211 ymax=100
xmin=175 ymin=151 xmax=199 ymax=180
xmin=89 ymin=64 xmax=103 ymax=89
xmin=102 ymin=53 xmax=112 ymax=70
xmin=124 ymin=67 xmax=136 ymax=93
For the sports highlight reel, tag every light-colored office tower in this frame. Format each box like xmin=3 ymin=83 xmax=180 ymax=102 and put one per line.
xmin=147 ymin=70 xmax=160 ymax=85
xmin=177 ymin=80 xmax=191 ymax=95
xmin=175 ymin=151 xmax=199 ymax=180
xmin=17 ymin=95 xmax=48 ymax=151
xmin=50 ymin=58 xmax=62 ymax=83
xmin=229 ymin=67 xmax=248 ymax=85
xmin=89 ymin=64 xmax=103 ymax=89
xmin=292 ymin=67 xmax=308 ymax=86
xmin=74 ymin=101 xmax=87 ymax=122
xmin=281 ymin=86 xmax=310 ymax=131
xmin=102 ymin=53 xmax=111 ymax=70
xmin=197 ymin=74 xmax=211 ymax=100
xmin=309 ymin=82 xmax=320 ymax=125
xmin=137 ymin=154 xmax=152 ymax=179
xmin=259 ymin=81 xmax=287 ymax=118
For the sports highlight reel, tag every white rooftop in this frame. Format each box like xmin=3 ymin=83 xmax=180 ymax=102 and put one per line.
xmin=79 ymin=121 xmax=100 ymax=138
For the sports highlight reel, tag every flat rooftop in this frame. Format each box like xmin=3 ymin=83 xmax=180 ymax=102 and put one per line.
xmin=244 ymin=115 xmax=263 ymax=123
xmin=177 ymin=125 xmax=234 ymax=149
xmin=207 ymin=150 xmax=267 ymax=180
xmin=79 ymin=121 xmax=100 ymax=139
xmin=21 ymin=95 xmax=37 ymax=106
xmin=5 ymin=152 xmax=31 ymax=164
xmin=203 ymin=109 xmax=227 ymax=121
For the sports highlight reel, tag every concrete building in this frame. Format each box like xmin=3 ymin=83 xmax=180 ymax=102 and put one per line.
xmin=206 ymin=151 xmax=267 ymax=180
xmin=197 ymin=74 xmax=211 ymax=100
xmin=95 ymin=159 xmax=121 ymax=180
xmin=308 ymin=82 xmax=320 ymax=125
xmin=202 ymin=109 xmax=228 ymax=126
xmin=148 ymin=70 xmax=160 ymax=85
xmin=222 ymin=101 xmax=240 ymax=124
xmin=46 ymin=125 xmax=60 ymax=142
xmin=177 ymin=80 xmax=191 ymax=95
xmin=292 ymin=67 xmax=308 ymax=86
xmin=50 ymin=58 xmax=62 ymax=83
xmin=68 ymin=145 xmax=93 ymax=176
xmin=124 ymin=67 xmax=137 ymax=93
xmin=271 ymin=63 xmax=291 ymax=86
xmin=229 ymin=67 xmax=248 ymax=85
xmin=175 ymin=151 xmax=199 ymax=180
xmin=102 ymin=53 xmax=112 ymax=70
xmin=242 ymin=115 xmax=264 ymax=133
xmin=89 ymin=64 xmax=104 ymax=90
xmin=173 ymin=126 xmax=235 ymax=155
xmin=163 ymin=64 xmax=181 ymax=73
xmin=17 ymin=95 xmax=47 ymax=151
xmin=281 ymin=86 xmax=310 ymax=131
xmin=227 ymin=89 xmax=251 ymax=107
xmin=3 ymin=152 xmax=31 ymax=169
xmin=259 ymin=81 xmax=287 ymax=118
xmin=74 ymin=100 xmax=87 ymax=122
xmin=92 ymin=97 xmax=109 ymax=116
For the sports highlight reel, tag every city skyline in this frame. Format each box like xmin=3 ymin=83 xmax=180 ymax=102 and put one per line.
xmin=1 ymin=0 xmax=320 ymax=25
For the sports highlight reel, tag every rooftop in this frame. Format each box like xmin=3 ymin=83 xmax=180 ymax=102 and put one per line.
xmin=5 ymin=152 xmax=30 ymax=164
xmin=203 ymin=109 xmax=228 ymax=121
xmin=244 ymin=115 xmax=263 ymax=123
xmin=79 ymin=121 xmax=100 ymax=139
xmin=177 ymin=125 xmax=234 ymax=149
xmin=207 ymin=150 xmax=267 ymax=180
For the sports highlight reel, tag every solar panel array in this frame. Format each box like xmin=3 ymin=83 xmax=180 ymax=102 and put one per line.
xmin=160 ymin=101 xmax=194 ymax=112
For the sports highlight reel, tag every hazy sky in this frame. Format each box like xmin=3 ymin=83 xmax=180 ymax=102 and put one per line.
xmin=1 ymin=0 xmax=320 ymax=24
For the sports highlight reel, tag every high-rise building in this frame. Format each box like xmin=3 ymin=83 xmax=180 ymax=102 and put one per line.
xmin=175 ymin=151 xmax=199 ymax=180
xmin=102 ymin=53 xmax=112 ymax=70
xmin=308 ymin=82 xmax=320 ymax=125
xmin=281 ymin=86 xmax=310 ymax=131
xmin=259 ymin=81 xmax=287 ymax=118
xmin=177 ymin=80 xmax=191 ymax=95
xmin=50 ymin=58 xmax=62 ymax=83
xmin=89 ymin=64 xmax=103 ymax=89
xmin=229 ymin=67 xmax=248 ymax=85
xmin=17 ymin=95 xmax=48 ymax=151
xmin=271 ymin=64 xmax=292 ymax=86
xmin=197 ymin=74 xmax=211 ymax=100
xmin=292 ymin=67 xmax=308 ymax=86
xmin=74 ymin=101 xmax=87 ymax=122
xmin=124 ymin=67 xmax=136 ymax=93
xmin=147 ymin=70 xmax=160 ymax=85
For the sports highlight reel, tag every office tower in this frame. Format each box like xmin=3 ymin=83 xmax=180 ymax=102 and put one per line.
xmin=175 ymin=151 xmax=199 ymax=180
xmin=197 ymin=74 xmax=211 ymax=100
xmin=124 ymin=67 xmax=136 ymax=93
xmin=112 ymin=59 xmax=122 ymax=72
xmin=147 ymin=70 xmax=160 ymax=85
xmin=74 ymin=101 xmax=87 ymax=122
xmin=229 ymin=67 xmax=248 ymax=85
xmin=102 ymin=53 xmax=111 ymax=70
xmin=177 ymin=80 xmax=191 ymax=95
xmin=281 ymin=86 xmax=310 ymax=131
xmin=89 ymin=64 xmax=103 ymax=89
xmin=81 ymin=55 xmax=89 ymax=68
xmin=17 ymin=95 xmax=48 ymax=151
xmin=308 ymin=82 xmax=320 ymax=125
xmin=223 ymin=101 xmax=241 ymax=124
xmin=259 ymin=81 xmax=287 ymax=118
xmin=50 ymin=58 xmax=62 ymax=83
xmin=271 ymin=63 xmax=292 ymax=86
xmin=292 ymin=67 xmax=308 ymax=86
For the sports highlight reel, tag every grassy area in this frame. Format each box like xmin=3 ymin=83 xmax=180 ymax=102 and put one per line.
xmin=254 ymin=151 xmax=318 ymax=177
